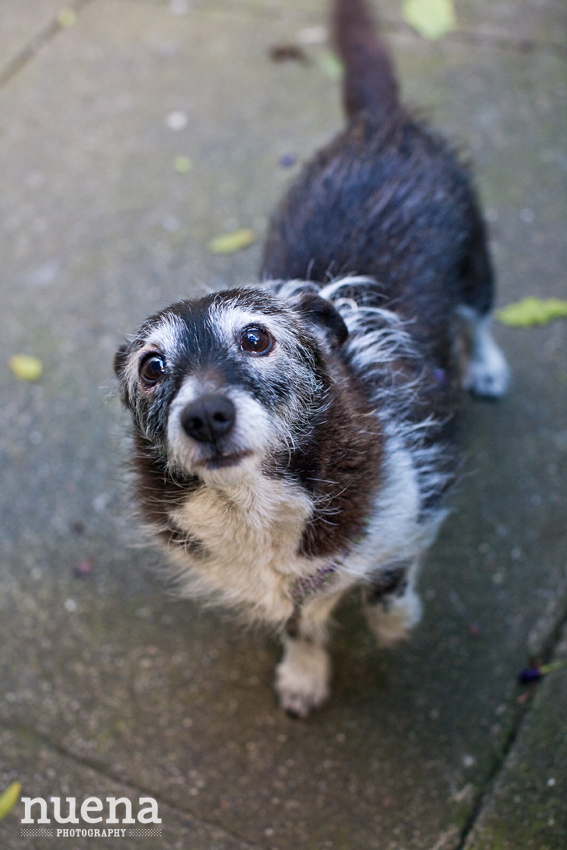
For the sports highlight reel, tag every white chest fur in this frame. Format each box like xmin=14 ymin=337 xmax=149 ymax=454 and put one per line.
xmin=167 ymin=469 xmax=314 ymax=624
xmin=160 ymin=437 xmax=441 ymax=627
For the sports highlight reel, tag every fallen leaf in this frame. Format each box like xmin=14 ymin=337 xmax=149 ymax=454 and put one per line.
xmin=174 ymin=155 xmax=193 ymax=174
xmin=208 ymin=229 xmax=256 ymax=255
xmin=0 ymin=782 xmax=21 ymax=821
xmin=316 ymin=50 xmax=343 ymax=81
xmin=269 ymin=44 xmax=309 ymax=64
xmin=57 ymin=8 xmax=77 ymax=28
xmin=9 ymin=354 xmax=43 ymax=382
xmin=496 ymin=297 xmax=567 ymax=327
xmin=402 ymin=0 xmax=456 ymax=40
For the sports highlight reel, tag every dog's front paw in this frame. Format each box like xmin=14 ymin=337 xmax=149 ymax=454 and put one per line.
xmin=365 ymin=586 xmax=422 ymax=648
xmin=275 ymin=642 xmax=330 ymax=718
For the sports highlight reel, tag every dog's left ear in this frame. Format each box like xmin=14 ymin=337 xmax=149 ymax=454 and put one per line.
xmin=295 ymin=294 xmax=348 ymax=348
xmin=114 ymin=342 xmax=129 ymax=378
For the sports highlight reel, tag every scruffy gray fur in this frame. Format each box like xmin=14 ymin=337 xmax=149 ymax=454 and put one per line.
xmin=114 ymin=0 xmax=508 ymax=716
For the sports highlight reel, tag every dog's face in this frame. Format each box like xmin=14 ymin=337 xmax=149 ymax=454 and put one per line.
xmin=114 ymin=288 xmax=347 ymax=487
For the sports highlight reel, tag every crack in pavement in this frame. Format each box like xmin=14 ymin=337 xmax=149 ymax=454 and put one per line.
xmin=2 ymin=722 xmax=265 ymax=850
xmin=0 ymin=0 xmax=564 ymax=93
xmin=0 ymin=0 xmax=94 ymax=90
xmin=456 ymin=602 xmax=567 ymax=850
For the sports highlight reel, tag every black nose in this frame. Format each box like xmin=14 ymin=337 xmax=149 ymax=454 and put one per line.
xmin=180 ymin=394 xmax=236 ymax=444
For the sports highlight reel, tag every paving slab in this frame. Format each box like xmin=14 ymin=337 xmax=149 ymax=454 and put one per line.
xmin=464 ymin=624 xmax=567 ymax=850
xmin=0 ymin=727 xmax=261 ymax=850
xmin=160 ymin=0 xmax=567 ymax=49
xmin=0 ymin=1 xmax=68 ymax=68
xmin=0 ymin=1 xmax=566 ymax=849
xmin=0 ymin=0 xmax=94 ymax=89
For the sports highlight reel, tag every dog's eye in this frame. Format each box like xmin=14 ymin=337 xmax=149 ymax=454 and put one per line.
xmin=240 ymin=327 xmax=274 ymax=355
xmin=140 ymin=354 xmax=166 ymax=385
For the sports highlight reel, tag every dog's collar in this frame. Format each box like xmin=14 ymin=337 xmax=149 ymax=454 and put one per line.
xmin=288 ymin=561 xmax=341 ymax=606
xmin=288 ymin=516 xmax=372 ymax=605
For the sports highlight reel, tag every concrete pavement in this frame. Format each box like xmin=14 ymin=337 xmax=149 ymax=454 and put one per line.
xmin=0 ymin=1 xmax=566 ymax=848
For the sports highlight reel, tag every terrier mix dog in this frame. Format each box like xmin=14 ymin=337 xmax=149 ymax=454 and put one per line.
xmin=114 ymin=0 xmax=509 ymax=717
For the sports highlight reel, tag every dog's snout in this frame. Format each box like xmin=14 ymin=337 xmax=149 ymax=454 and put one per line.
xmin=180 ymin=395 xmax=236 ymax=443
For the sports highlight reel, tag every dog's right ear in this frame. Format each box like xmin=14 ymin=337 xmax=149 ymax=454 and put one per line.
xmin=295 ymin=294 xmax=348 ymax=348
xmin=114 ymin=342 xmax=129 ymax=379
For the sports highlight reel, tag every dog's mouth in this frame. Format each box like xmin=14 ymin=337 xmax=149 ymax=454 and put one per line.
xmin=198 ymin=449 xmax=253 ymax=470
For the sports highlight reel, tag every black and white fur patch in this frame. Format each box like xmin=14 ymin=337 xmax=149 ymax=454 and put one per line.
xmin=114 ymin=0 xmax=509 ymax=717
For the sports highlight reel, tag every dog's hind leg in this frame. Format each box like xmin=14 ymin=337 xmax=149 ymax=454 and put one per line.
xmin=363 ymin=561 xmax=422 ymax=648
xmin=275 ymin=593 xmax=343 ymax=718
xmin=457 ymin=208 xmax=509 ymax=398
xmin=459 ymin=308 xmax=510 ymax=398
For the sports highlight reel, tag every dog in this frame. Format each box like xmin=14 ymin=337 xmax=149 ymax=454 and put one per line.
xmin=114 ymin=0 xmax=509 ymax=717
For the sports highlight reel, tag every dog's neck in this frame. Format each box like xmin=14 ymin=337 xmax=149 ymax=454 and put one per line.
xmin=275 ymin=362 xmax=385 ymax=559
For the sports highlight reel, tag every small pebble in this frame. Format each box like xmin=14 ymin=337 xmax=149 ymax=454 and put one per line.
xmin=170 ymin=0 xmax=189 ymax=13
xmin=73 ymin=558 xmax=93 ymax=578
xmin=166 ymin=110 xmax=188 ymax=131
xmin=297 ymin=26 xmax=327 ymax=45
xmin=520 ymin=207 xmax=535 ymax=224
xmin=279 ymin=153 xmax=297 ymax=168
xmin=162 ymin=216 xmax=181 ymax=233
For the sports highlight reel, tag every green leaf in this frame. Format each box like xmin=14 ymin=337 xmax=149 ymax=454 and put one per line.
xmin=0 ymin=782 xmax=21 ymax=821
xmin=9 ymin=354 xmax=44 ymax=382
xmin=402 ymin=0 xmax=457 ymax=41
xmin=496 ymin=297 xmax=567 ymax=328
xmin=57 ymin=8 xmax=77 ymax=28
xmin=316 ymin=50 xmax=343 ymax=81
xmin=208 ymin=229 xmax=256 ymax=255
xmin=174 ymin=156 xmax=192 ymax=174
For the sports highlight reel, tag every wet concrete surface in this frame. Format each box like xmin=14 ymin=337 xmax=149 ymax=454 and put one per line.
xmin=0 ymin=1 xmax=566 ymax=848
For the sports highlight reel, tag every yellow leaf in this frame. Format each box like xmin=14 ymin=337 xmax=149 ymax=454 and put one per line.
xmin=57 ymin=8 xmax=77 ymax=28
xmin=9 ymin=354 xmax=44 ymax=382
xmin=496 ymin=297 xmax=567 ymax=328
xmin=316 ymin=50 xmax=343 ymax=81
xmin=0 ymin=782 xmax=21 ymax=821
xmin=402 ymin=0 xmax=456 ymax=41
xmin=174 ymin=156 xmax=193 ymax=174
xmin=208 ymin=229 xmax=256 ymax=255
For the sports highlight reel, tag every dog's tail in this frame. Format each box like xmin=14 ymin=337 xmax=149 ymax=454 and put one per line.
xmin=332 ymin=0 xmax=399 ymax=119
